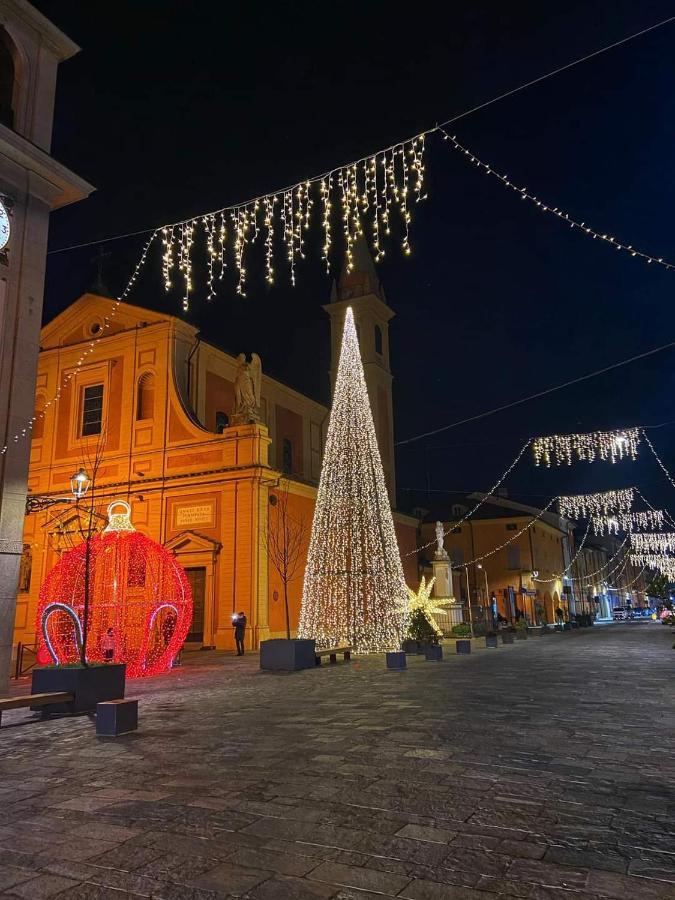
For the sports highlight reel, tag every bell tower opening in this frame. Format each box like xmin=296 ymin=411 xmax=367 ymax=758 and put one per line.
xmin=0 ymin=28 xmax=17 ymax=129
xmin=324 ymin=235 xmax=397 ymax=505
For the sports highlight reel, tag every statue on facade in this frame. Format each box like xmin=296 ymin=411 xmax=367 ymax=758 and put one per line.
xmin=232 ymin=353 xmax=262 ymax=424
xmin=435 ymin=520 xmax=448 ymax=559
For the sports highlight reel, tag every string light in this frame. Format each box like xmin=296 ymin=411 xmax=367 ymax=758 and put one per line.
xmin=533 ymin=518 xmax=591 ymax=583
xmin=298 ymin=307 xmax=409 ymax=653
xmin=558 ymin=488 xmax=634 ymax=520
xmin=532 ymin=428 xmax=640 ymax=467
xmin=441 ymin=130 xmax=675 ymax=273
xmin=641 ymin=430 xmax=675 ymax=493
xmin=575 ymin=534 xmax=630 ymax=581
xmin=591 ymin=509 xmax=665 ymax=535
xmin=1 ymin=229 xmax=158 ymax=457
xmin=630 ymin=532 xmax=675 ymax=554
xmin=628 ymin=553 xmax=675 ymax=576
xmin=36 ymin=501 xmax=192 ymax=677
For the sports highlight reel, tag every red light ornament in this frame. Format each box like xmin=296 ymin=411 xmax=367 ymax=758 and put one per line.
xmin=36 ymin=501 xmax=192 ymax=677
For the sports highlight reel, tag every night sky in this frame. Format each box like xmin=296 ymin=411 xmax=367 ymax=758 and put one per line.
xmin=34 ymin=1 xmax=675 ymax=516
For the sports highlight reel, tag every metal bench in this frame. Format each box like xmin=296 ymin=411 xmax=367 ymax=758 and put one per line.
xmin=0 ymin=692 xmax=73 ymax=726
xmin=315 ymin=646 xmax=352 ymax=665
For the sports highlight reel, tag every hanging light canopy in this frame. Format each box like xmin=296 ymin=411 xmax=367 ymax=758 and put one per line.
xmin=533 ymin=428 xmax=640 ymax=467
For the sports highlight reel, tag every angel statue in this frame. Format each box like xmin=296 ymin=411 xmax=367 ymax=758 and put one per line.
xmin=435 ymin=520 xmax=448 ymax=559
xmin=232 ymin=353 xmax=262 ymax=424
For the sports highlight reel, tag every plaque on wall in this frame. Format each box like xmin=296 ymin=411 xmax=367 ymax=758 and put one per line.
xmin=174 ymin=501 xmax=215 ymax=528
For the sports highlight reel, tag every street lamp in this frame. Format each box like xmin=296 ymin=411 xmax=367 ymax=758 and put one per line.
xmin=26 ymin=466 xmax=91 ymax=514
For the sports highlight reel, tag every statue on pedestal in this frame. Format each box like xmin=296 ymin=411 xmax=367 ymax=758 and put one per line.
xmin=232 ymin=353 xmax=262 ymax=424
xmin=435 ymin=520 xmax=449 ymax=560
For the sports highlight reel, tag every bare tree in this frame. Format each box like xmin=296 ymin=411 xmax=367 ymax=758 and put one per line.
xmin=265 ymin=480 xmax=308 ymax=640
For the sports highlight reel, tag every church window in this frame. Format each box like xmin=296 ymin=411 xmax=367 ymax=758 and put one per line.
xmin=215 ymin=411 xmax=229 ymax=433
xmin=136 ymin=373 xmax=155 ymax=420
xmin=81 ymin=384 xmax=104 ymax=436
xmin=282 ymin=438 xmax=293 ymax=474
xmin=0 ymin=29 xmax=16 ymax=129
xmin=374 ymin=324 xmax=383 ymax=355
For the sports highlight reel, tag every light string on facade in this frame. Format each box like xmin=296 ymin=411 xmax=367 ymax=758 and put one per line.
xmin=532 ymin=428 xmax=640 ymax=467
xmin=0 ymin=229 xmax=159 ymax=458
xmin=440 ymin=131 xmax=675 ymax=272
xmin=598 ymin=551 xmax=631 ymax=589
xmin=454 ymin=496 xmax=559 ymax=570
xmin=405 ymin=438 xmax=534 ymax=558
xmin=532 ymin=518 xmax=591 ymax=583
xmin=623 ymin=564 xmax=647 ymax=590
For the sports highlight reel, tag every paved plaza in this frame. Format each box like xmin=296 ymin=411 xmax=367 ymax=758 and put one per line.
xmin=0 ymin=624 xmax=674 ymax=900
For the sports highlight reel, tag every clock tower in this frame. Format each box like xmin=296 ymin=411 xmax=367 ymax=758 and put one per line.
xmin=0 ymin=1 xmax=94 ymax=690
xmin=324 ymin=236 xmax=397 ymax=506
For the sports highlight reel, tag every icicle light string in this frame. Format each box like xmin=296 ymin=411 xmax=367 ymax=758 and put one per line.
xmin=533 ymin=518 xmax=591 ymax=583
xmin=0 ymin=229 xmax=159 ymax=457
xmin=440 ymin=130 xmax=675 ymax=272
xmin=405 ymin=438 xmax=534 ymax=557
xmin=532 ymin=428 xmax=640 ymax=467
xmin=635 ymin=488 xmax=675 ymax=531
xmin=629 ymin=552 xmax=675 ymax=574
xmin=591 ymin=509 xmax=665 ymax=536
xmin=558 ymin=488 xmax=635 ymax=521
xmin=630 ymin=532 xmax=675 ymax=554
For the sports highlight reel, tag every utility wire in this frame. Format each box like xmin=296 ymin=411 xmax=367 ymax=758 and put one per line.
xmin=46 ymin=13 xmax=675 ymax=255
xmin=395 ymin=340 xmax=675 ymax=446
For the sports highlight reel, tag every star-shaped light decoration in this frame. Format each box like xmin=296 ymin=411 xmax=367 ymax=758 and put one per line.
xmin=406 ymin=576 xmax=444 ymax=637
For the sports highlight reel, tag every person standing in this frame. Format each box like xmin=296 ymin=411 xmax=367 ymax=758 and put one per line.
xmin=233 ymin=611 xmax=247 ymax=656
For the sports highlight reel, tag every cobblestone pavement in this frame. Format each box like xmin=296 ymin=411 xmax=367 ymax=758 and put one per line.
xmin=1 ymin=623 xmax=674 ymax=900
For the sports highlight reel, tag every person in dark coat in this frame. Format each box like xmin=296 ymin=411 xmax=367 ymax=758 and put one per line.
xmin=233 ymin=611 xmax=247 ymax=656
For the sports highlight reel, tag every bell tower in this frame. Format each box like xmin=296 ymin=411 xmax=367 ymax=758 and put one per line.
xmin=324 ymin=236 xmax=397 ymax=505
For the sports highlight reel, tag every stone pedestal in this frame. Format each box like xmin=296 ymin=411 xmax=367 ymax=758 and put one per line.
xmin=431 ymin=555 xmax=452 ymax=599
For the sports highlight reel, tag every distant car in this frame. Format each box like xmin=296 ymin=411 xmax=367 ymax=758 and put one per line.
xmin=612 ymin=606 xmax=635 ymax=621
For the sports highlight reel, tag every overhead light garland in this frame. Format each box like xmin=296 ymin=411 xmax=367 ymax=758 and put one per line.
xmin=591 ymin=509 xmax=665 ymax=535
xmin=532 ymin=428 xmax=640 ymax=467
xmin=629 ymin=553 xmax=675 ymax=575
xmin=630 ymin=532 xmax=675 ymax=554
xmin=558 ymin=488 xmax=634 ymax=520
xmin=160 ymin=136 xmax=427 ymax=307
xmin=441 ymin=131 xmax=675 ymax=272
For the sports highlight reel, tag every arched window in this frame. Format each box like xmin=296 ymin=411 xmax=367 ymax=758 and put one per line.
xmin=215 ymin=411 xmax=229 ymax=433
xmin=32 ymin=396 xmax=45 ymax=441
xmin=282 ymin=438 xmax=293 ymax=474
xmin=374 ymin=324 xmax=383 ymax=355
xmin=0 ymin=29 xmax=16 ymax=129
xmin=136 ymin=372 xmax=155 ymax=420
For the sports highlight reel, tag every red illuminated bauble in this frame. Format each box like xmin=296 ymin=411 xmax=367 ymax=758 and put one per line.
xmin=36 ymin=501 xmax=192 ymax=677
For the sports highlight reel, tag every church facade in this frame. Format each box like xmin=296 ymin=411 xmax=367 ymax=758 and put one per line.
xmin=14 ymin=256 xmax=419 ymax=655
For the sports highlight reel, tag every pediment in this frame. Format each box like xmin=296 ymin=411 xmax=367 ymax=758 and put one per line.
xmin=40 ymin=293 xmax=181 ymax=350
xmin=164 ymin=530 xmax=222 ymax=555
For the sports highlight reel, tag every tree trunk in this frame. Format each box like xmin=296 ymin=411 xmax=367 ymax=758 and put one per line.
xmin=283 ymin=581 xmax=291 ymax=641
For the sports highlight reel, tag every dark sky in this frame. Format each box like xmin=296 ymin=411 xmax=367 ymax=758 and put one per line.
xmin=35 ymin=1 xmax=675 ymax=515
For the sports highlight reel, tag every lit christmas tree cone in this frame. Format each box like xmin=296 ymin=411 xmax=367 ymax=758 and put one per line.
xmin=36 ymin=500 xmax=192 ymax=677
xmin=298 ymin=307 xmax=409 ymax=652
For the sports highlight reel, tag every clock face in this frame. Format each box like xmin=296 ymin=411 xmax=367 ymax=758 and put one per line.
xmin=0 ymin=201 xmax=10 ymax=251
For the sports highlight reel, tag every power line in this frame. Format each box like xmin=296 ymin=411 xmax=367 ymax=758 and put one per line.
xmin=395 ymin=341 xmax=675 ymax=446
xmin=46 ymin=14 xmax=675 ymax=255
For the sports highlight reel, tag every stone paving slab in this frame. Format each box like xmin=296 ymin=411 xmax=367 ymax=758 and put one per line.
xmin=0 ymin=624 xmax=674 ymax=899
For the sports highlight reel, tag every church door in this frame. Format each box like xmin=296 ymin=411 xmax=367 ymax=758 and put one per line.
xmin=185 ymin=567 xmax=206 ymax=643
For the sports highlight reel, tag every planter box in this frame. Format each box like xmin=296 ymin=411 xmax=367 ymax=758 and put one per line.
xmin=485 ymin=635 xmax=499 ymax=649
xmin=527 ymin=627 xmax=543 ymax=638
xmin=515 ymin=630 xmax=528 ymax=640
xmin=260 ymin=639 xmax=316 ymax=672
xmin=455 ymin=639 xmax=471 ymax=654
xmin=501 ymin=631 xmax=514 ymax=645
xmin=386 ymin=651 xmax=406 ymax=669
xmin=31 ymin=664 xmax=126 ymax=714
xmin=424 ymin=645 xmax=443 ymax=661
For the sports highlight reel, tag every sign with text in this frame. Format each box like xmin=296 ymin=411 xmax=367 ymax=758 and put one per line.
xmin=175 ymin=503 xmax=214 ymax=527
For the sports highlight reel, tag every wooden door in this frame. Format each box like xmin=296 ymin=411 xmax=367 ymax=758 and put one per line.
xmin=185 ymin=566 xmax=206 ymax=643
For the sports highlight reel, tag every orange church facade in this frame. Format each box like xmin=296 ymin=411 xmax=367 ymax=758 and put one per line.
xmin=15 ymin=270 xmax=419 ymax=656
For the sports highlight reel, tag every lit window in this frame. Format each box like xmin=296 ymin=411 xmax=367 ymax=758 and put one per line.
xmin=81 ymin=385 xmax=103 ymax=436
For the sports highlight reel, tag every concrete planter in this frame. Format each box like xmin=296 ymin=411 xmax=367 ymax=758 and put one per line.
xmin=260 ymin=639 xmax=316 ymax=672
xmin=424 ymin=645 xmax=443 ymax=661
xmin=501 ymin=631 xmax=514 ymax=645
xmin=386 ymin=651 xmax=406 ymax=669
xmin=485 ymin=635 xmax=499 ymax=649
xmin=515 ymin=629 xmax=528 ymax=640
xmin=527 ymin=627 xmax=543 ymax=638
xmin=31 ymin=664 xmax=126 ymax=714
xmin=455 ymin=639 xmax=471 ymax=654
xmin=402 ymin=639 xmax=426 ymax=654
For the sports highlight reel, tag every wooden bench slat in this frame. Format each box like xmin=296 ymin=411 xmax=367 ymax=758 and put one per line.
xmin=0 ymin=692 xmax=73 ymax=712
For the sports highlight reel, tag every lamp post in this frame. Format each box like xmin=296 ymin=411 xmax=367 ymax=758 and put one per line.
xmin=25 ymin=467 xmax=91 ymax=514
xmin=476 ymin=563 xmax=492 ymax=628
xmin=464 ymin=566 xmax=474 ymax=637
